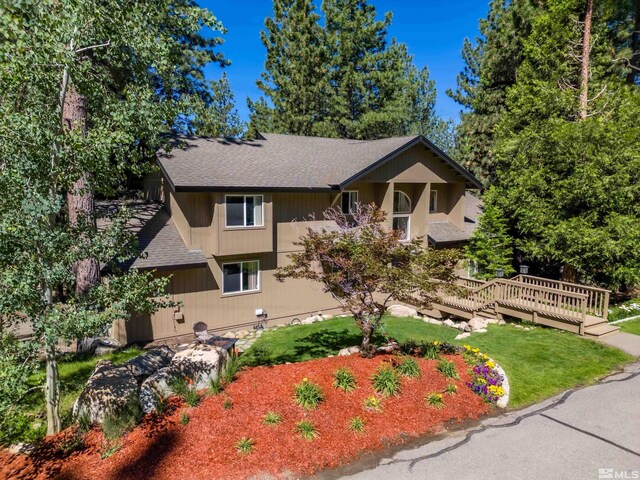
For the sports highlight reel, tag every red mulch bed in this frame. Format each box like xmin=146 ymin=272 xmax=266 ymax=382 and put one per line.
xmin=1 ymin=354 xmax=491 ymax=480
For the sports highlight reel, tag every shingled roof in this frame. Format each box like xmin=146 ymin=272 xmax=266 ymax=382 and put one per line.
xmin=427 ymin=193 xmax=484 ymax=245
xmin=158 ymin=133 xmax=482 ymax=191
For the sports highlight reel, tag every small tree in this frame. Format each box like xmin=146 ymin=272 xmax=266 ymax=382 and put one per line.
xmin=275 ymin=204 xmax=460 ymax=352
xmin=465 ymin=200 xmax=515 ymax=280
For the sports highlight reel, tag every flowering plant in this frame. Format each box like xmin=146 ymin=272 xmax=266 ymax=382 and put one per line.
xmin=467 ymin=363 xmax=504 ymax=403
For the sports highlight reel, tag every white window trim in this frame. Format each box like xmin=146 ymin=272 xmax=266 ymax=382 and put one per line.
xmin=429 ymin=190 xmax=438 ymax=213
xmin=393 ymin=215 xmax=411 ymax=242
xmin=341 ymin=190 xmax=359 ymax=214
xmin=221 ymin=259 xmax=261 ymax=295
xmin=224 ymin=194 xmax=264 ymax=228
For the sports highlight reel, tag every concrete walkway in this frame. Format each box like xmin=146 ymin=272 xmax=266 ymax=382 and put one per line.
xmin=599 ymin=332 xmax=640 ymax=357
xmin=320 ymin=362 xmax=640 ymax=480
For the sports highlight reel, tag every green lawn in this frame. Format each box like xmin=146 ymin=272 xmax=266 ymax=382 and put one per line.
xmin=242 ymin=316 xmax=632 ymax=408
xmin=618 ymin=318 xmax=640 ymax=336
xmin=20 ymin=347 xmax=142 ymax=442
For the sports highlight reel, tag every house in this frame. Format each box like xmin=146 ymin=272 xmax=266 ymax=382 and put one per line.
xmin=111 ymin=133 xmax=483 ymax=344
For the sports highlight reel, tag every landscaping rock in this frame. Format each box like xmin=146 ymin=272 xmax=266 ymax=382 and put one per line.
xmin=236 ymin=330 xmax=250 ymax=339
xmin=498 ymin=319 xmax=507 ymax=325
xmin=455 ymin=332 xmax=471 ymax=340
xmin=140 ymin=345 xmax=228 ymax=413
xmin=76 ymin=336 xmax=121 ymax=356
xmin=457 ymin=321 xmax=471 ymax=332
xmin=468 ymin=317 xmax=489 ymax=332
xmin=486 ymin=318 xmax=500 ymax=325
xmin=338 ymin=346 xmax=360 ymax=356
xmin=72 ymin=360 xmax=139 ymax=424
xmin=475 ymin=328 xmax=488 ymax=333
xmin=223 ymin=331 xmax=236 ymax=339
xmin=443 ymin=319 xmax=456 ymax=328
xmin=124 ymin=346 xmax=174 ymax=382
xmin=427 ymin=318 xmax=444 ymax=325
xmin=387 ymin=304 xmax=418 ymax=318
xmin=376 ymin=341 xmax=399 ymax=354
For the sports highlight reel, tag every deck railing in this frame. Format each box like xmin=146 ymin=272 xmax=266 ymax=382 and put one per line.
xmin=511 ymin=274 xmax=609 ymax=320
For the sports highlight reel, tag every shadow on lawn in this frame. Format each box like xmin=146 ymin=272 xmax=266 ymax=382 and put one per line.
xmin=266 ymin=328 xmax=387 ymax=365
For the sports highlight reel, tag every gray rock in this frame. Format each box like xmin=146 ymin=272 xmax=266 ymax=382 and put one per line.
xmin=72 ymin=360 xmax=139 ymax=424
xmin=387 ymin=304 xmax=418 ymax=318
xmin=77 ymin=336 xmax=121 ymax=356
xmin=376 ymin=341 xmax=399 ymax=354
xmin=443 ymin=319 xmax=456 ymax=328
xmin=458 ymin=321 xmax=471 ymax=332
xmin=475 ymin=328 xmax=488 ymax=333
xmin=455 ymin=332 xmax=471 ymax=340
xmin=124 ymin=345 xmax=174 ymax=382
xmin=338 ymin=346 xmax=361 ymax=356
xmin=427 ymin=318 xmax=444 ymax=325
xmin=140 ymin=345 xmax=228 ymax=413
xmin=498 ymin=319 xmax=507 ymax=325
xmin=468 ymin=317 xmax=489 ymax=332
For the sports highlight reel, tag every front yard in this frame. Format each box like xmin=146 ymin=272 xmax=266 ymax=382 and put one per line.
xmin=241 ymin=316 xmax=632 ymax=407
xmin=618 ymin=318 xmax=640 ymax=336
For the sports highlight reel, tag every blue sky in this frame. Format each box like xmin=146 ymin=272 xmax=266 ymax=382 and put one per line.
xmin=200 ymin=1 xmax=489 ymax=123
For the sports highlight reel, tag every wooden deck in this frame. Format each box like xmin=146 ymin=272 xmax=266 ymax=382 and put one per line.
xmin=433 ymin=275 xmax=619 ymax=338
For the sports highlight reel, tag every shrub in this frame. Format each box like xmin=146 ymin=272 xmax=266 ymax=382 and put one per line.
xmin=293 ymin=378 xmax=324 ymax=410
xmin=422 ymin=341 xmax=441 ymax=360
xmin=77 ymin=413 xmax=91 ymax=433
xmin=263 ymin=411 xmax=283 ymax=425
xmin=425 ymin=392 xmax=445 ymax=409
xmin=363 ymin=395 xmax=382 ymax=412
xmin=236 ymin=437 xmax=255 ymax=456
xmin=333 ymin=368 xmax=357 ymax=392
xmin=100 ymin=441 xmax=121 ymax=460
xmin=438 ymin=341 xmax=458 ymax=355
xmin=222 ymin=350 xmax=241 ymax=385
xmin=169 ymin=376 xmax=200 ymax=407
xmin=395 ymin=357 xmax=421 ymax=378
xmin=57 ymin=428 xmax=85 ymax=454
xmin=348 ymin=416 xmax=366 ymax=433
xmin=249 ymin=345 xmax=272 ymax=366
xmin=371 ymin=366 xmax=401 ymax=397
xmin=295 ymin=420 xmax=319 ymax=441
xmin=223 ymin=398 xmax=233 ymax=410
xmin=208 ymin=376 xmax=224 ymax=396
xmin=180 ymin=411 xmax=190 ymax=426
xmin=436 ymin=360 xmax=459 ymax=379
xmin=445 ymin=384 xmax=458 ymax=395
xmin=399 ymin=340 xmax=420 ymax=356
xmin=155 ymin=394 xmax=170 ymax=415
xmin=102 ymin=400 xmax=142 ymax=442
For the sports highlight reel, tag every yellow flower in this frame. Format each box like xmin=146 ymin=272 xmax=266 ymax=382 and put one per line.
xmin=472 ymin=348 xmax=480 ymax=354
xmin=463 ymin=345 xmax=471 ymax=351
xmin=477 ymin=377 xmax=486 ymax=384
xmin=481 ymin=354 xmax=489 ymax=360
xmin=303 ymin=378 xmax=308 ymax=382
xmin=434 ymin=341 xmax=440 ymax=346
xmin=485 ymin=361 xmax=496 ymax=369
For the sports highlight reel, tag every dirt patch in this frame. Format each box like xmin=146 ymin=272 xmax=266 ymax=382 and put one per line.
xmin=1 ymin=354 xmax=491 ymax=480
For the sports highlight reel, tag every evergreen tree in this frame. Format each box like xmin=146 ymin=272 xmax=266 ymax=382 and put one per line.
xmin=193 ymin=73 xmax=245 ymax=137
xmin=255 ymin=0 xmax=334 ymax=136
xmin=246 ymin=97 xmax=276 ymax=138
xmin=448 ymin=0 xmax=542 ymax=183
xmin=465 ymin=193 xmax=515 ymax=280
xmin=488 ymin=0 xmax=640 ymax=289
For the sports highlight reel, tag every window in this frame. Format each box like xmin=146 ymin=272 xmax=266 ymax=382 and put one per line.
xmin=225 ymin=195 xmax=263 ymax=227
xmin=341 ymin=191 xmax=358 ymax=214
xmin=393 ymin=190 xmax=411 ymax=241
xmin=429 ymin=190 xmax=438 ymax=213
xmin=222 ymin=260 xmax=260 ymax=294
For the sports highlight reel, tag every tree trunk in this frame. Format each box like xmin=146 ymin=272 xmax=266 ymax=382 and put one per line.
xmin=579 ymin=0 xmax=593 ymax=119
xmin=64 ymin=88 xmax=100 ymax=295
xmin=561 ymin=263 xmax=578 ymax=283
xmin=628 ymin=0 xmax=640 ymax=85
xmin=45 ymin=340 xmax=61 ymax=435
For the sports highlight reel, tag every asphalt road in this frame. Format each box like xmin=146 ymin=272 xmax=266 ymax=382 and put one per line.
xmin=320 ymin=362 xmax=640 ymax=480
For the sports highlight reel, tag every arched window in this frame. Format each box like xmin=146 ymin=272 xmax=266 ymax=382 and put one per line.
xmin=393 ymin=191 xmax=411 ymax=241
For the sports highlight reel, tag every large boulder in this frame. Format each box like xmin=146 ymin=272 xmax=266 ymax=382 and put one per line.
xmin=443 ymin=319 xmax=456 ymax=328
xmin=76 ymin=336 xmax=121 ymax=356
xmin=458 ymin=321 xmax=471 ymax=332
xmin=387 ymin=304 xmax=418 ymax=318
xmin=72 ymin=360 xmax=139 ymax=424
xmin=124 ymin=345 xmax=174 ymax=382
xmin=468 ymin=317 xmax=489 ymax=332
xmin=140 ymin=345 xmax=228 ymax=413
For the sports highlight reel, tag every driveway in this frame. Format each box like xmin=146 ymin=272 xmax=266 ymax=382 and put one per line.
xmin=320 ymin=362 xmax=640 ymax=480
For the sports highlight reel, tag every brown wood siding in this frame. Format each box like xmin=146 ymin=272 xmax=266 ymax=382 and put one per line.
xmin=427 ymin=182 xmax=465 ymax=228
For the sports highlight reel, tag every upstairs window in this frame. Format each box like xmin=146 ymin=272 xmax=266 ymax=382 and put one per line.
xmin=393 ymin=190 xmax=411 ymax=241
xmin=429 ymin=190 xmax=438 ymax=213
xmin=222 ymin=260 xmax=260 ymax=294
xmin=341 ymin=191 xmax=359 ymax=214
xmin=225 ymin=195 xmax=263 ymax=227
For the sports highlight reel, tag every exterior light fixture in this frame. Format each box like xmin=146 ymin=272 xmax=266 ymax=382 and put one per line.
xmin=495 ymin=268 xmax=504 ymax=278
xmin=520 ymin=265 xmax=529 ymax=274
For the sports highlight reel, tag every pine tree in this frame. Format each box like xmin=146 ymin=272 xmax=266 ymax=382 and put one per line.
xmin=448 ymin=0 xmax=542 ymax=183
xmin=193 ymin=73 xmax=245 ymax=137
xmin=246 ymin=97 xmax=276 ymax=138
xmin=488 ymin=0 xmax=640 ymax=289
xmin=255 ymin=0 xmax=334 ymax=137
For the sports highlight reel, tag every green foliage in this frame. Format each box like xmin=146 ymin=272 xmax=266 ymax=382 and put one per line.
xmin=180 ymin=411 xmax=190 ymax=426
xmin=191 ymin=73 xmax=245 ymax=138
xmin=333 ymin=367 xmax=357 ymax=392
xmin=223 ymin=398 xmax=233 ymax=410
xmin=436 ymin=360 xmax=459 ymax=380
xmin=394 ymin=357 xmax=421 ymax=378
xmin=293 ymin=379 xmax=324 ymax=410
xmin=276 ymin=204 xmax=460 ymax=347
xmin=235 ymin=437 xmax=255 ymax=456
xmin=371 ymin=366 xmax=401 ymax=397
xmin=221 ymin=351 xmax=241 ymax=385
xmin=100 ymin=441 xmax=121 ymax=460
xmin=445 ymin=384 xmax=458 ymax=395
xmin=295 ymin=420 xmax=319 ymax=441
xmin=363 ymin=395 xmax=382 ymax=412
xmin=465 ymin=199 xmax=515 ymax=280
xmin=422 ymin=341 xmax=441 ymax=360
xmin=245 ymin=345 xmax=272 ymax=367
xmin=101 ymin=400 xmax=142 ymax=443
xmin=208 ymin=376 xmax=224 ymax=396
xmin=77 ymin=413 xmax=91 ymax=433
xmin=263 ymin=411 xmax=283 ymax=425
xmin=348 ymin=416 xmax=366 ymax=433
xmin=169 ymin=376 xmax=200 ymax=407
xmin=57 ymin=428 xmax=86 ymax=454
xmin=425 ymin=392 xmax=445 ymax=409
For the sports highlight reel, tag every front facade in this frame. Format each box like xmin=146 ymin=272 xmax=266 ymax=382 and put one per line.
xmin=113 ymin=134 xmax=482 ymax=344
